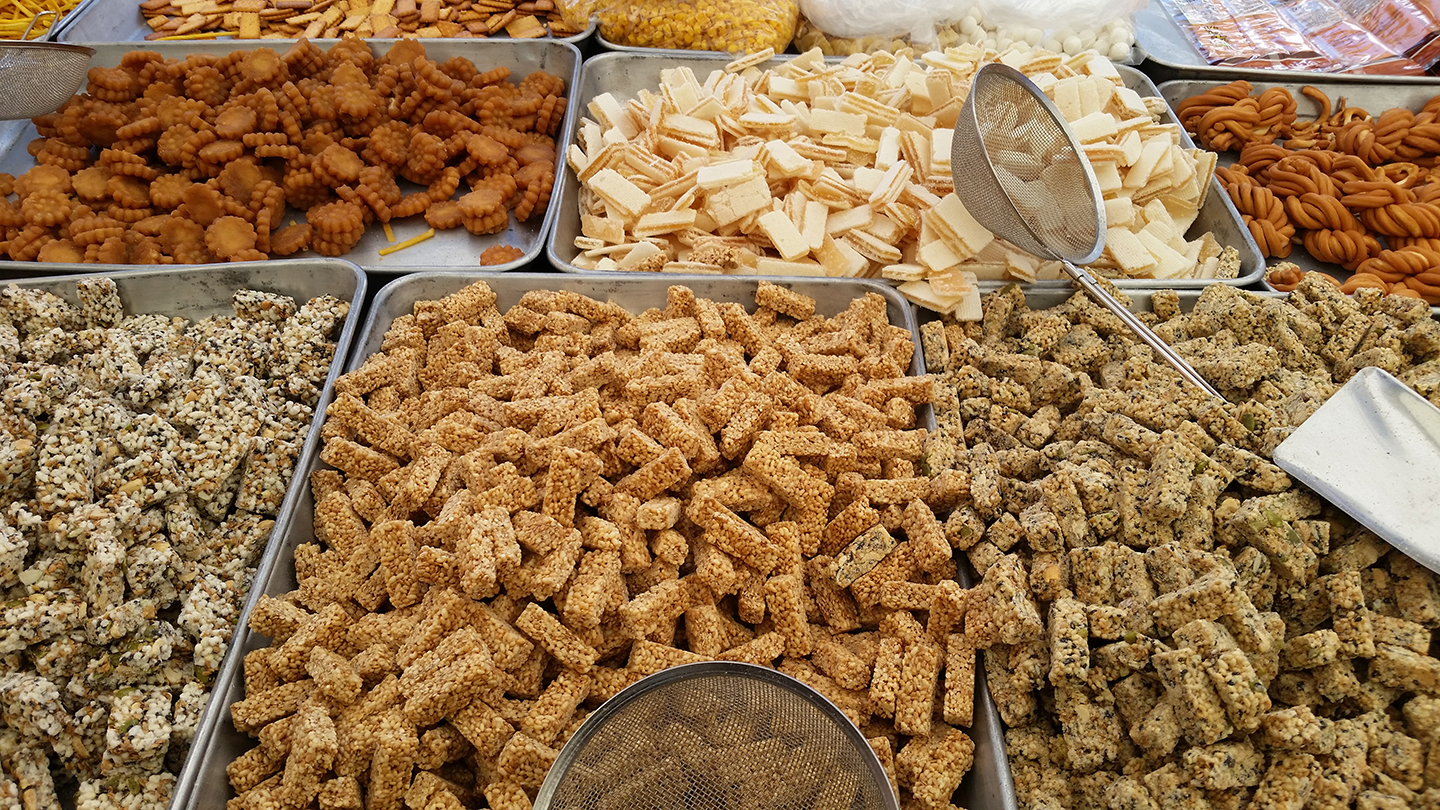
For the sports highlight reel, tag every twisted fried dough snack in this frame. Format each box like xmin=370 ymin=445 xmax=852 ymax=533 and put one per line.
xmin=1185 ymin=82 xmax=1440 ymax=298
xmin=1303 ymin=228 xmax=1380 ymax=271
xmin=1216 ymin=166 xmax=1293 ymax=259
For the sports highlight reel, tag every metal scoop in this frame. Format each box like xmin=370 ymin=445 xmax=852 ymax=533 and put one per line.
xmin=0 ymin=11 xmax=94 ymax=121
xmin=1274 ymin=367 xmax=1440 ymax=573
xmin=950 ymin=62 xmax=1224 ymax=401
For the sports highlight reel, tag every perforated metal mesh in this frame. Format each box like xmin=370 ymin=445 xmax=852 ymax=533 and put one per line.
xmin=0 ymin=41 xmax=94 ymax=121
xmin=950 ymin=63 xmax=1105 ymax=265
xmin=537 ymin=663 xmax=896 ymax=810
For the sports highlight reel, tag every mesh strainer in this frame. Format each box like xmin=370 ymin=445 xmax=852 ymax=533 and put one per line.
xmin=0 ymin=12 xmax=94 ymax=121
xmin=535 ymin=662 xmax=899 ymax=810
xmin=951 ymin=63 xmax=1224 ymax=401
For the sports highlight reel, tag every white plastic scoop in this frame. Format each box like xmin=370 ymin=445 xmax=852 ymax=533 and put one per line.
xmin=1273 ymin=367 xmax=1440 ymax=573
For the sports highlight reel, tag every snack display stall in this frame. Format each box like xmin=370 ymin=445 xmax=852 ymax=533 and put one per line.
xmin=1 ymin=1 xmax=1439 ymax=809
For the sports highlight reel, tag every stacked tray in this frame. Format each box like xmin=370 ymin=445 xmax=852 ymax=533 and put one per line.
xmin=0 ymin=38 xmax=581 ymax=275
xmin=183 ymin=272 xmax=1018 ymax=810
xmin=544 ymin=51 xmax=1266 ymax=290
xmin=0 ymin=259 xmax=366 ymax=810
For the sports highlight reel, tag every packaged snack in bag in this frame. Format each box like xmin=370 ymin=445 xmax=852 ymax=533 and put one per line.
xmin=558 ymin=0 xmax=798 ymax=52
xmin=1277 ymin=0 xmax=1428 ymax=73
xmin=1156 ymin=0 xmax=1336 ymax=70
xmin=1334 ymin=0 xmax=1440 ymax=67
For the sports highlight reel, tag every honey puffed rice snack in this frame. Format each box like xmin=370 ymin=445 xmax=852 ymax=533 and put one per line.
xmin=0 ymin=278 xmax=348 ymax=810
xmin=924 ymin=276 xmax=1440 ymax=810
xmin=224 ymin=279 xmax=990 ymax=809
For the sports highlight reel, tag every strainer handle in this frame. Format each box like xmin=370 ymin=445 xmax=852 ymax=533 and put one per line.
xmin=22 ymin=9 xmax=58 ymax=39
xmin=1062 ymin=261 xmax=1227 ymax=401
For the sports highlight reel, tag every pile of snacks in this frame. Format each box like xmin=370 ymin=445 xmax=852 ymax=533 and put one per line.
xmin=0 ymin=277 xmax=348 ymax=809
xmin=565 ymin=45 xmax=1238 ymax=320
xmin=0 ymin=38 xmax=562 ymax=265
xmin=795 ymin=7 xmax=1136 ymax=62
xmin=1178 ymin=81 xmax=1440 ymax=303
xmin=139 ymin=0 xmax=581 ymax=42
xmin=555 ymin=0 xmax=797 ymax=53
xmin=921 ymin=274 xmax=1440 ymax=810
xmin=223 ymin=279 xmax=981 ymax=810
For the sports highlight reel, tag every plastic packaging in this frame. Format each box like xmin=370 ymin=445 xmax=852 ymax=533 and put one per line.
xmin=1334 ymin=0 xmax=1440 ymax=66
xmin=798 ymin=0 xmax=967 ymax=49
xmin=559 ymin=0 xmax=798 ymax=52
xmin=795 ymin=0 xmax=1139 ymax=60
xmin=1156 ymin=0 xmax=1336 ymax=70
xmin=976 ymin=0 xmax=1145 ymax=34
xmin=1276 ymin=0 xmax=1427 ymax=73
xmin=1157 ymin=0 xmax=1440 ymax=73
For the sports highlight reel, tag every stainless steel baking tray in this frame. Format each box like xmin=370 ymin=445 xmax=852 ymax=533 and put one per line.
xmin=184 ymin=272 xmax=1016 ymax=810
xmin=0 ymin=39 xmax=580 ymax=274
xmin=544 ymin=52 xmax=1264 ymax=289
xmin=1134 ymin=0 xmax=1440 ymax=83
xmin=53 ymin=0 xmax=595 ymax=44
xmin=0 ymin=259 xmax=366 ymax=810
xmin=1159 ymin=77 xmax=1440 ymax=312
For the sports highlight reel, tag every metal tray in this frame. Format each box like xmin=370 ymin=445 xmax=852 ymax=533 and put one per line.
xmin=53 ymin=0 xmax=596 ymax=44
xmin=0 ymin=39 xmax=580 ymax=274
xmin=1159 ymin=77 xmax=1440 ymax=312
xmin=185 ymin=272 xmax=1016 ymax=810
xmin=545 ymin=52 xmax=1264 ymax=290
xmin=0 ymin=259 xmax=366 ymax=810
xmin=1134 ymin=0 xmax=1440 ymax=82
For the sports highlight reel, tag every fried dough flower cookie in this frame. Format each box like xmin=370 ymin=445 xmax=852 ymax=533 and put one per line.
xmin=3 ymin=38 xmax=567 ymax=264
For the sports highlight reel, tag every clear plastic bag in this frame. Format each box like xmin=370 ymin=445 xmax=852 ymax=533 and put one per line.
xmin=975 ymin=0 xmax=1146 ymax=33
xmin=557 ymin=0 xmax=798 ymax=53
xmin=1277 ymin=0 xmax=1427 ymax=74
xmin=796 ymin=0 xmax=1140 ymax=59
xmin=1334 ymin=0 xmax=1440 ymax=67
xmin=1155 ymin=0 xmax=1338 ymax=70
xmin=1156 ymin=0 xmax=1435 ymax=73
xmin=797 ymin=0 xmax=969 ymax=49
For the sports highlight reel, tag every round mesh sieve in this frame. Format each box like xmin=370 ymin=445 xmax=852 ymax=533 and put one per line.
xmin=949 ymin=62 xmax=1105 ymax=266
xmin=535 ymin=662 xmax=898 ymax=810
xmin=0 ymin=13 xmax=93 ymax=123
